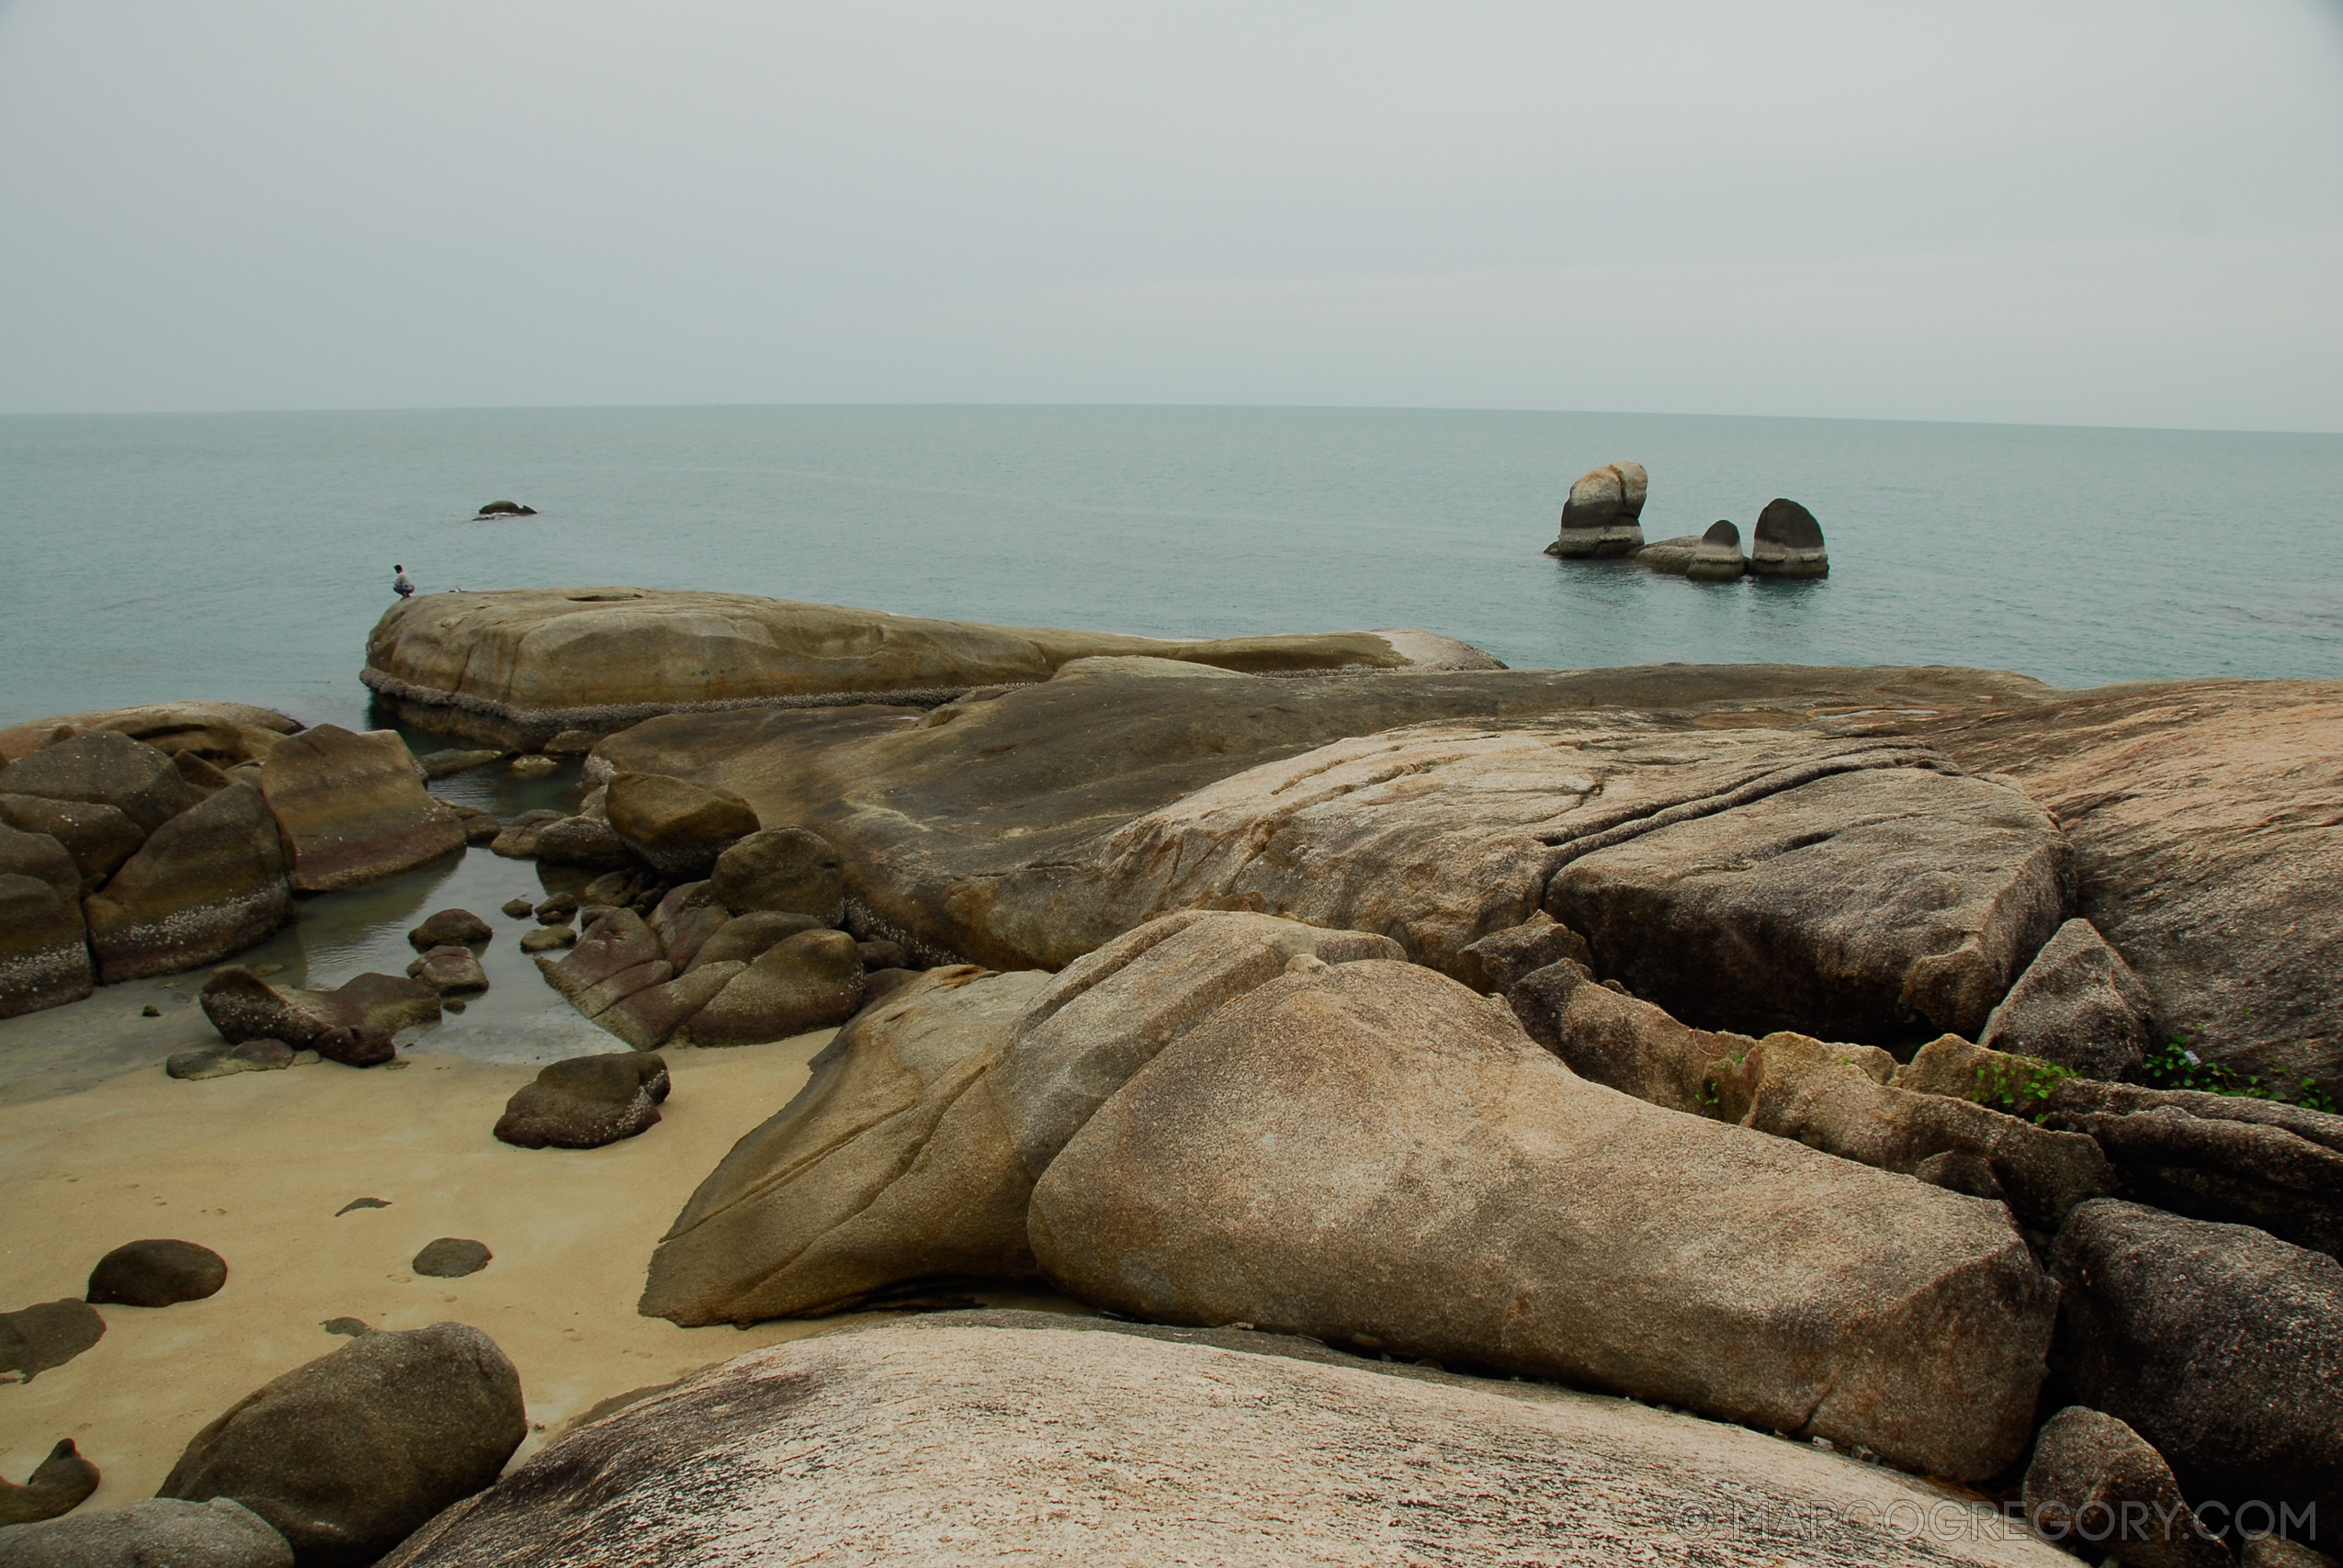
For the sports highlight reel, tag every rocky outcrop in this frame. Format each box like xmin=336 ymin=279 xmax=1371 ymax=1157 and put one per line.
xmin=592 ymin=663 xmax=2054 ymax=977
xmin=2049 ymin=1201 xmax=2340 ymax=1549
xmin=0 ymin=1300 xmax=104 ymax=1381
xmin=82 ymin=784 xmax=290 ymax=982
xmin=256 ymin=726 xmax=465 ymax=891
xmin=1750 ymin=497 xmax=1830 ymax=578
xmin=707 ymin=827 xmax=843 ymax=923
xmin=0 ymin=1497 xmax=293 ymax=1566
xmin=676 ymin=929 xmax=861 ymax=1045
xmin=0 ymin=794 xmax=145 ymax=894
xmin=0 ymin=701 xmax=298 ymax=768
xmin=1914 ymin=680 xmax=2343 ymax=1098
xmin=85 ymin=1239 xmax=227 ymax=1307
xmin=641 ymin=966 xmax=1050 ymax=1324
xmin=2022 ymin=1406 xmax=2229 ymax=1568
xmin=407 ymin=909 xmax=490 ymax=949
xmin=1628 ymin=534 xmax=1703 ymax=573
xmin=1979 ymin=918 xmax=2156 ymax=1079
xmin=494 ymin=1053 xmax=671 ymax=1149
xmin=0 ymin=1439 xmax=100 ymax=1529
xmin=1506 ymin=959 xmax=1753 ymax=1113
xmin=199 ymin=968 xmax=439 ymax=1047
xmin=1686 ymin=518 xmax=1748 ymax=581
xmin=0 ymin=731 xmax=199 ymax=833
xmin=383 ymin=1314 xmax=2073 ymax=1568
xmin=528 ymin=816 xmax=633 ymax=870
xmin=158 ymin=1323 xmax=526 ymax=1568
xmin=1545 ymin=461 xmax=1647 ymax=558
xmin=604 ymin=773 xmax=758 ymax=879
xmin=1030 ymin=958 xmax=2058 ymax=1481
xmin=0 ymin=824 xmax=93 ymax=1018
xmin=361 ymin=588 xmax=1496 ymax=748
xmin=474 ymin=500 xmax=536 ymax=517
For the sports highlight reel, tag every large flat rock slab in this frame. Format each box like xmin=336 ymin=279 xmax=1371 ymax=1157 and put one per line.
xmin=390 ymin=1314 xmax=2072 ymax=1568
xmin=594 ymin=663 xmax=2054 ymax=978
xmin=362 ymin=587 xmax=1501 ymax=747
xmin=1913 ymin=679 xmax=2343 ymax=1098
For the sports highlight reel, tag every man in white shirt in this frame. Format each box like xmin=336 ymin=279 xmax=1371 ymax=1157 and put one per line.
xmin=393 ymin=565 xmax=415 ymax=600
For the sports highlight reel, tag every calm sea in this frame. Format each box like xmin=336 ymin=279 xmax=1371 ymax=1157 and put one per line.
xmin=3 ymin=404 xmax=2339 ymax=731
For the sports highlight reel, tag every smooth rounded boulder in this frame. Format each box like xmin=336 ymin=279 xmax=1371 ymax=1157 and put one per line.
xmin=157 ymin=1322 xmax=526 ymax=1568
xmin=1685 ymin=518 xmax=1747 ymax=581
xmin=2022 ymin=1405 xmax=2229 ymax=1568
xmin=605 ymin=772 xmax=760 ymax=879
xmin=0 ymin=793 xmax=145 ymax=895
xmin=201 ymin=968 xmax=438 ymax=1048
xmin=407 ymin=908 xmax=491 ymax=949
xmin=85 ymin=1238 xmax=227 ymax=1307
xmin=1028 ymin=958 xmax=2059 ymax=1482
xmin=82 ymin=784 xmax=291 ymax=983
xmin=1749 ymin=497 xmax=1829 ymax=577
xmin=1545 ymin=460 xmax=1648 ymax=558
xmin=680 ymin=929 xmax=861 ymax=1045
xmin=685 ymin=908 xmax=820 ymax=972
xmin=0 ymin=1439 xmax=99 ymax=1529
xmin=256 ymin=726 xmax=466 ymax=892
xmin=0 ymin=1497 xmax=293 ymax=1567
xmin=708 ymin=827 xmax=845 ymax=925
xmin=494 ymin=1052 xmax=671 ymax=1149
xmin=0 ymin=824 xmax=93 ymax=1018
xmin=0 ymin=731 xmax=198 ymax=833
xmin=405 ymin=946 xmax=488 ymax=995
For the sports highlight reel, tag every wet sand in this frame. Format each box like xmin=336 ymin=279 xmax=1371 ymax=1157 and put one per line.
xmin=0 ymin=1031 xmax=1077 ymax=1508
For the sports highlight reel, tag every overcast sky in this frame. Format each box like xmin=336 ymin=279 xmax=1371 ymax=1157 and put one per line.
xmin=2 ymin=1 xmax=2339 ymax=428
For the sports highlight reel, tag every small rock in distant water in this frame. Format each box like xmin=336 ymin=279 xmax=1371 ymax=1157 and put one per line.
xmin=1545 ymin=461 xmax=1648 ymax=558
xmin=86 ymin=1239 xmax=228 ymax=1307
xmin=543 ymin=729 xmax=600 ymax=756
xmin=535 ymin=891 xmax=580 ymax=924
xmin=0 ymin=1437 xmax=101 ymax=1527
xmin=417 ymin=748 xmax=501 ymax=780
xmin=314 ymin=1024 xmax=397 ymax=1068
xmin=0 ymin=1298 xmax=106 ymax=1380
xmin=1749 ymin=498 xmax=1829 ymax=578
xmin=408 ymin=908 xmax=492 ymax=950
xmin=490 ymin=807 xmax=564 ymax=857
xmin=407 ymin=944 xmax=489 ymax=995
xmin=520 ymin=925 xmax=576 ymax=953
xmin=501 ymin=897 xmax=536 ymax=919
xmin=507 ymin=754 xmax=559 ymax=779
xmin=412 ymin=1238 xmax=492 ymax=1278
xmin=334 ymin=1197 xmax=390 ymax=1215
xmin=1687 ymin=519 xmax=1749 ymax=582
xmin=476 ymin=500 xmax=538 ymax=517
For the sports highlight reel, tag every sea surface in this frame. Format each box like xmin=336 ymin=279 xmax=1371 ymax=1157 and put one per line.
xmin=5 ymin=404 xmax=2340 ymax=734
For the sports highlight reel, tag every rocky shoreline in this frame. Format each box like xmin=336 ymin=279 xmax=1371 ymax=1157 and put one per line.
xmin=3 ymin=588 xmax=2337 ymax=1566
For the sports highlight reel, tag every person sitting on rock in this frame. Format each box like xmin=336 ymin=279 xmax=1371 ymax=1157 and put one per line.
xmin=393 ymin=564 xmax=415 ymax=599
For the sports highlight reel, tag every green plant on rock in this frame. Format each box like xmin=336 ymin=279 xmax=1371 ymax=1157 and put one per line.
xmin=1973 ymin=1057 xmax=2074 ymax=1122
xmin=2140 ymin=1035 xmax=2338 ymax=1112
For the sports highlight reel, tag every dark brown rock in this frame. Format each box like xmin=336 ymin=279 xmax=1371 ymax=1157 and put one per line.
xmin=2022 ymin=1405 xmax=2228 ymax=1568
xmin=709 ymin=827 xmax=845 ymax=924
xmin=314 ymin=1025 xmax=397 ymax=1067
xmin=1685 ymin=518 xmax=1747 ymax=581
xmin=86 ymin=1239 xmax=228 ymax=1307
xmin=493 ymin=1053 xmax=670 ymax=1149
xmin=0 ymin=792 xmax=145 ymax=894
xmin=530 ymin=817 xmax=635 ymax=870
xmin=256 ymin=725 xmax=466 ymax=892
xmin=1546 ymin=460 xmax=1647 ymax=558
xmin=0 ymin=731 xmax=198 ymax=833
xmin=605 ymin=772 xmax=760 ymax=879
xmin=0 ymin=1438 xmax=101 ymax=1529
xmin=1749 ymin=498 xmax=1828 ymax=578
xmin=500 ymin=897 xmax=534 ymax=919
xmin=201 ymin=968 xmax=435 ymax=1049
xmin=405 ymin=946 xmax=488 ymax=996
xmin=157 ymin=1322 xmax=526 ymax=1568
xmin=684 ymin=909 xmax=819 ymax=972
xmin=411 ymin=1239 xmax=492 ymax=1279
xmin=1453 ymin=912 xmax=1590 ymax=996
xmin=487 ymin=809 xmax=563 ymax=859
xmin=594 ymin=963 xmax=741 ymax=1050
xmin=0 ymin=1299 xmax=105 ymax=1381
xmin=83 ymin=784 xmax=291 ymax=983
xmin=407 ymin=909 xmax=491 ymax=950
xmin=2050 ymin=1200 xmax=2341 ymax=1551
xmin=679 ymin=929 xmax=861 ymax=1045
xmin=0 ymin=824 xmax=92 ymax=1018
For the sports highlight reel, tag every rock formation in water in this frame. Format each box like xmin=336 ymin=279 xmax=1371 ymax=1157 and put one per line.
xmin=1686 ymin=517 xmax=1749 ymax=581
xmin=1751 ymin=496 xmax=1830 ymax=576
xmin=1544 ymin=460 xmax=1648 ymax=558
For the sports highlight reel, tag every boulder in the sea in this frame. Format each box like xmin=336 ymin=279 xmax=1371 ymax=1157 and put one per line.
xmin=1749 ymin=497 xmax=1829 ymax=578
xmin=2050 ymin=1199 xmax=2341 ymax=1548
xmin=494 ymin=1052 xmax=670 ymax=1149
xmin=1979 ymin=917 xmax=2155 ymax=1080
xmin=411 ymin=1239 xmax=492 ymax=1279
xmin=517 ymin=925 xmax=573 ymax=954
xmin=0 ymin=793 xmax=145 ymax=895
xmin=0 ymin=824 xmax=93 ymax=1018
xmin=708 ymin=827 xmax=845 ymax=924
xmin=1628 ymin=535 xmax=1702 ymax=573
xmin=0 ymin=1299 xmax=105 ymax=1381
xmin=605 ymin=772 xmax=760 ymax=880
xmin=405 ymin=945 xmax=488 ymax=996
xmin=83 ymin=784 xmax=291 ymax=983
xmin=0 ymin=1438 xmax=102 ymax=1529
xmin=531 ymin=891 xmax=578 ymax=925
xmin=1545 ymin=461 xmax=1647 ymax=558
xmin=499 ymin=897 xmax=534 ymax=919
xmin=407 ymin=908 xmax=492 ymax=950
xmin=85 ymin=1239 xmax=228 ymax=1307
xmin=447 ymin=804 xmax=501 ymax=846
xmin=641 ymin=967 xmax=1046 ymax=1323
xmin=0 ymin=731 xmax=198 ymax=833
xmin=487 ymin=808 xmax=563 ymax=857
xmin=677 ymin=928 xmax=861 ymax=1046
xmin=1029 ymin=958 xmax=2058 ymax=1481
xmin=1686 ymin=518 xmax=1748 ymax=581
xmin=529 ymin=815 xmax=636 ymax=870
xmin=158 ymin=1322 xmax=526 ymax=1567
xmin=2022 ymin=1405 xmax=2228 ymax=1568
xmin=256 ymin=725 xmax=467 ymax=892
xmin=474 ymin=500 xmax=536 ymax=517
xmin=0 ymin=1496 xmax=292 ymax=1565
xmin=415 ymin=749 xmax=500 ymax=780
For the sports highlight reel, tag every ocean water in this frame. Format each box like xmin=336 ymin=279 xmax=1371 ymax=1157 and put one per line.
xmin=2 ymin=403 xmax=2339 ymax=732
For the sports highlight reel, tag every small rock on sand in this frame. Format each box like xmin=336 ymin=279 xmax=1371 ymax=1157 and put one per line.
xmin=411 ymin=1239 xmax=492 ymax=1279
xmin=86 ymin=1239 xmax=228 ymax=1307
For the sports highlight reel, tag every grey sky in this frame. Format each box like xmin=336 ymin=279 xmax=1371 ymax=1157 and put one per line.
xmin=3 ymin=1 xmax=2339 ymax=428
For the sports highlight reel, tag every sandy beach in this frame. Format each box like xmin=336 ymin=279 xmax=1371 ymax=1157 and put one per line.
xmin=0 ymin=1030 xmax=1071 ymax=1507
